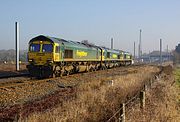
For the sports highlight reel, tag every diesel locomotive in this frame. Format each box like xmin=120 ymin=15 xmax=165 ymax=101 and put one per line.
xmin=27 ymin=35 xmax=133 ymax=78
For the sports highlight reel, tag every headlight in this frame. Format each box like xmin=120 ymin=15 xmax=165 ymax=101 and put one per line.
xmin=47 ymin=59 xmax=53 ymax=63
xmin=47 ymin=58 xmax=52 ymax=61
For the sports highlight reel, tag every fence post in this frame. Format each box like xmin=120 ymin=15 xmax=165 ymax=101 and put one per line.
xmin=119 ymin=103 xmax=125 ymax=122
xmin=140 ymin=91 xmax=145 ymax=109
xmin=144 ymin=84 xmax=147 ymax=91
xmin=150 ymin=79 xmax=152 ymax=88
xmin=14 ymin=114 xmax=19 ymax=122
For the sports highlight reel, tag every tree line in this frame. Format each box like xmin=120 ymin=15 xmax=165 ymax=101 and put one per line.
xmin=0 ymin=49 xmax=27 ymax=63
xmin=174 ymin=44 xmax=180 ymax=64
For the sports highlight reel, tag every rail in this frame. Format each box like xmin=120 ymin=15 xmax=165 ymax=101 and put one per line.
xmin=0 ymin=73 xmax=29 ymax=79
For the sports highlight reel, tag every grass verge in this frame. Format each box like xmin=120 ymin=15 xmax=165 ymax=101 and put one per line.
xmin=24 ymin=66 xmax=159 ymax=122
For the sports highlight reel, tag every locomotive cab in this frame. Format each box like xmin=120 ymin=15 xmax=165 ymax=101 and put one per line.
xmin=28 ymin=41 xmax=54 ymax=65
xmin=27 ymin=35 xmax=61 ymax=78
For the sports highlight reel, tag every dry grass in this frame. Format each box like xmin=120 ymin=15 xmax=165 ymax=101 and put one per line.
xmin=0 ymin=63 xmax=26 ymax=71
xmin=0 ymin=63 xmax=27 ymax=77
xmin=24 ymin=66 xmax=159 ymax=122
xmin=126 ymin=66 xmax=180 ymax=122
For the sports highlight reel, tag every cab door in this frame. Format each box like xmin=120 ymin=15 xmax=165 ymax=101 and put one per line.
xmin=120 ymin=52 xmax=124 ymax=60
xmin=60 ymin=43 xmax=65 ymax=62
xmin=54 ymin=43 xmax=60 ymax=61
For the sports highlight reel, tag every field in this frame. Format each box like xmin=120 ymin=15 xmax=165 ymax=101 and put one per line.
xmin=0 ymin=63 xmax=179 ymax=121
xmin=0 ymin=63 xmax=27 ymax=77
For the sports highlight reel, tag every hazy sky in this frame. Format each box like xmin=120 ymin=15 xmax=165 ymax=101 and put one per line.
xmin=0 ymin=0 xmax=180 ymax=54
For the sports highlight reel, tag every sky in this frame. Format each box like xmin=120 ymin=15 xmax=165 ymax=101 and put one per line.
xmin=0 ymin=0 xmax=180 ymax=54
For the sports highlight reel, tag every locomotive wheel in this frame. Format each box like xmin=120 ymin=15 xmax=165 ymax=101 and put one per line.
xmin=52 ymin=70 xmax=58 ymax=78
xmin=53 ymin=65 xmax=61 ymax=77
xmin=59 ymin=67 xmax=65 ymax=77
xmin=86 ymin=65 xmax=90 ymax=72
xmin=89 ymin=67 xmax=93 ymax=72
xmin=87 ymin=64 xmax=93 ymax=72
xmin=60 ymin=71 xmax=63 ymax=77
xmin=65 ymin=70 xmax=69 ymax=76
xmin=101 ymin=66 xmax=105 ymax=70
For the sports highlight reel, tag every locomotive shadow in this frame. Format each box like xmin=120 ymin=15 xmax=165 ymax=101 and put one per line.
xmin=0 ymin=69 xmax=28 ymax=77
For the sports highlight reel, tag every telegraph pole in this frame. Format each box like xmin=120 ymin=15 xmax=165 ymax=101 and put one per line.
xmin=134 ymin=41 xmax=136 ymax=58
xmin=138 ymin=44 xmax=140 ymax=59
xmin=111 ymin=38 xmax=113 ymax=49
xmin=167 ymin=45 xmax=169 ymax=61
xmin=139 ymin=29 xmax=142 ymax=58
xmin=160 ymin=39 xmax=162 ymax=65
xmin=15 ymin=22 xmax=20 ymax=71
xmin=138 ymin=29 xmax=142 ymax=60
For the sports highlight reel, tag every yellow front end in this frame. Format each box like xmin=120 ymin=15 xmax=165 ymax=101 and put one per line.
xmin=27 ymin=40 xmax=55 ymax=77
xmin=28 ymin=41 xmax=54 ymax=65
xmin=120 ymin=52 xmax=124 ymax=60
xmin=28 ymin=52 xmax=53 ymax=65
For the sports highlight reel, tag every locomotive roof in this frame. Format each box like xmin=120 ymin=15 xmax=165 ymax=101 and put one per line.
xmin=29 ymin=35 xmax=66 ymax=44
xmin=29 ymin=35 xmax=131 ymax=54
xmin=29 ymin=35 xmax=100 ymax=50
xmin=100 ymin=46 xmax=123 ymax=54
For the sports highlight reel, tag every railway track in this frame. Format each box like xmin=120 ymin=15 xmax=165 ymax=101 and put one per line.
xmin=0 ymin=63 xmax=143 ymax=79
xmin=0 ymin=73 xmax=29 ymax=79
xmin=0 ymin=65 xmax=139 ymax=90
xmin=0 ymin=73 xmax=78 ymax=91
xmin=0 ymin=64 xmax=146 ymax=89
xmin=0 ymin=64 xmax=161 ymax=121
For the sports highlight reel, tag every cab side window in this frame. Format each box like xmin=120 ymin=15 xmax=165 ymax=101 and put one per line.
xmin=55 ymin=46 xmax=60 ymax=53
xmin=64 ymin=49 xmax=73 ymax=58
xmin=107 ymin=52 xmax=110 ymax=58
xmin=124 ymin=54 xmax=127 ymax=59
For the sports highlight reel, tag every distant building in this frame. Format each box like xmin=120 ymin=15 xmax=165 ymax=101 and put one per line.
xmin=174 ymin=44 xmax=180 ymax=64
xmin=141 ymin=51 xmax=173 ymax=63
xmin=175 ymin=44 xmax=180 ymax=53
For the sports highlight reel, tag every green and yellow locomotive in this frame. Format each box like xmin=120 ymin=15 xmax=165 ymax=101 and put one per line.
xmin=27 ymin=35 xmax=133 ymax=78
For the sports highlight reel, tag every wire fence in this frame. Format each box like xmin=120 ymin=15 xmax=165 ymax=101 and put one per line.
xmin=106 ymin=73 xmax=161 ymax=122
